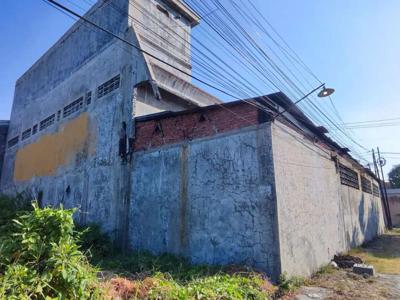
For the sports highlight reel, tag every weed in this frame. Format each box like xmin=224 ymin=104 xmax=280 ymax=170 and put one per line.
xmin=0 ymin=202 xmax=101 ymax=299
xmin=97 ymin=251 xmax=276 ymax=299
xmin=77 ymin=223 xmax=113 ymax=260
xmin=0 ymin=194 xmax=31 ymax=234
xmin=316 ymin=264 xmax=336 ymax=275
xmin=278 ymin=272 xmax=305 ymax=293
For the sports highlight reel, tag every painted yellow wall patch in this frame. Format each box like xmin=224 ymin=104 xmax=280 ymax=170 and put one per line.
xmin=14 ymin=113 xmax=94 ymax=181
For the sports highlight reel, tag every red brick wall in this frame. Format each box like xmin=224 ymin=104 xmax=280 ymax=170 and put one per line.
xmin=134 ymin=102 xmax=262 ymax=152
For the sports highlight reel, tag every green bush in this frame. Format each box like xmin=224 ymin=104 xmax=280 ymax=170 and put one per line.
xmin=0 ymin=194 xmax=31 ymax=234
xmin=77 ymin=224 xmax=113 ymax=260
xmin=0 ymin=202 xmax=101 ymax=299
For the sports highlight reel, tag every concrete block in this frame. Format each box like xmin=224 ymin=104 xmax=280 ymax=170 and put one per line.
xmin=352 ymin=264 xmax=375 ymax=276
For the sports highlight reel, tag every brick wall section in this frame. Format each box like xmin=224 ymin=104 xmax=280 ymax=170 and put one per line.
xmin=0 ymin=121 xmax=9 ymax=182
xmin=134 ymin=102 xmax=266 ymax=152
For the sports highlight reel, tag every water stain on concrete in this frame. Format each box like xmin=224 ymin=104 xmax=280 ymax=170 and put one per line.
xmin=180 ymin=144 xmax=189 ymax=252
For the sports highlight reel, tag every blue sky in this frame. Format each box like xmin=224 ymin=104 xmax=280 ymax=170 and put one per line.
xmin=1 ymin=0 xmax=399 ymax=175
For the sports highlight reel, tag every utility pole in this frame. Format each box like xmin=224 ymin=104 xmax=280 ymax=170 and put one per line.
xmin=372 ymin=149 xmax=389 ymax=228
xmin=376 ymin=148 xmax=393 ymax=229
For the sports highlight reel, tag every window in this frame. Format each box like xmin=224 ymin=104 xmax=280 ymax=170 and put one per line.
xmin=21 ymin=128 xmax=32 ymax=141
xmin=57 ymin=110 xmax=61 ymax=121
xmin=339 ymin=163 xmax=359 ymax=189
xmin=373 ymin=184 xmax=380 ymax=197
xmin=361 ymin=176 xmax=372 ymax=194
xmin=32 ymin=124 xmax=38 ymax=135
xmin=63 ymin=97 xmax=83 ymax=118
xmin=40 ymin=114 xmax=55 ymax=131
xmin=97 ymin=75 xmax=120 ymax=98
xmin=8 ymin=136 xmax=19 ymax=148
xmin=86 ymin=91 xmax=92 ymax=105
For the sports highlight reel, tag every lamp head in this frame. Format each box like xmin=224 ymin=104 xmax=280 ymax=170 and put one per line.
xmin=318 ymin=87 xmax=335 ymax=98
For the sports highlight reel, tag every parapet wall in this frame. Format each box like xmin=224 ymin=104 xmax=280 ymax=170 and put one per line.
xmin=131 ymin=102 xmax=281 ymax=278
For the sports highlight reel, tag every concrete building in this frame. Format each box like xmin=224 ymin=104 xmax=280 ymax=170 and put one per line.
xmin=388 ymin=189 xmax=400 ymax=227
xmin=0 ymin=121 xmax=9 ymax=184
xmin=130 ymin=94 xmax=385 ymax=278
xmin=0 ymin=0 xmax=219 ymax=239
xmin=0 ymin=0 xmax=386 ymax=280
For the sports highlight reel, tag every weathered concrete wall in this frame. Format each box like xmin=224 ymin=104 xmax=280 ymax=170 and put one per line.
xmin=388 ymin=189 xmax=400 ymax=227
xmin=0 ymin=121 xmax=9 ymax=184
xmin=131 ymin=0 xmax=197 ymax=82
xmin=130 ymin=124 xmax=281 ymax=278
xmin=135 ymin=84 xmax=194 ymax=117
xmin=0 ymin=0 xmax=213 ymax=244
xmin=0 ymin=0 xmax=141 ymax=241
xmin=338 ymin=164 xmax=385 ymax=249
xmin=271 ymin=122 xmax=385 ymax=276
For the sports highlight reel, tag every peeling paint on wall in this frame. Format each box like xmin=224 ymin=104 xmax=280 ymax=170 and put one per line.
xmin=14 ymin=113 xmax=94 ymax=181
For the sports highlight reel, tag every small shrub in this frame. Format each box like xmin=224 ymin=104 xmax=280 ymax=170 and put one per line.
xmin=0 ymin=194 xmax=31 ymax=235
xmin=278 ymin=272 xmax=305 ymax=293
xmin=77 ymin=223 xmax=113 ymax=260
xmin=0 ymin=202 xmax=101 ymax=299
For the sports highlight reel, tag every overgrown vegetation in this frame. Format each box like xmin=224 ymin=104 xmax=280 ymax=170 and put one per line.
xmin=0 ymin=194 xmax=31 ymax=235
xmin=277 ymin=273 xmax=304 ymax=293
xmin=0 ymin=198 xmax=100 ymax=299
xmin=96 ymin=251 xmax=277 ymax=299
xmin=0 ymin=195 xmax=279 ymax=299
xmin=77 ymin=223 xmax=113 ymax=260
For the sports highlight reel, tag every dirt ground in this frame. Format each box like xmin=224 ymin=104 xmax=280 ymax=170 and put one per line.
xmin=287 ymin=229 xmax=400 ymax=300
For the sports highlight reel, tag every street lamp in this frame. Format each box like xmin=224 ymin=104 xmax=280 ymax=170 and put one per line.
xmin=273 ymin=83 xmax=335 ymax=119
xmin=317 ymin=87 xmax=335 ymax=98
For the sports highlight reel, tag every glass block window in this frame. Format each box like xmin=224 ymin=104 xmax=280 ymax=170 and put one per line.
xmin=97 ymin=75 xmax=120 ymax=99
xmin=86 ymin=91 xmax=92 ymax=105
xmin=40 ymin=114 xmax=55 ymax=131
xmin=339 ymin=163 xmax=359 ymax=189
xmin=373 ymin=184 xmax=380 ymax=197
xmin=32 ymin=124 xmax=38 ymax=135
xmin=63 ymin=97 xmax=83 ymax=118
xmin=361 ymin=176 xmax=372 ymax=194
xmin=8 ymin=136 xmax=19 ymax=148
xmin=21 ymin=128 xmax=32 ymax=141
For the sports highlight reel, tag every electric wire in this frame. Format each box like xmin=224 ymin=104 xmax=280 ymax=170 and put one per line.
xmin=47 ymin=0 xmax=372 ymax=166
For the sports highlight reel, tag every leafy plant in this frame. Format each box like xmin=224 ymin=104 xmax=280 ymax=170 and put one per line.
xmin=0 ymin=194 xmax=31 ymax=234
xmin=0 ymin=202 xmax=101 ymax=299
xmin=77 ymin=223 xmax=113 ymax=260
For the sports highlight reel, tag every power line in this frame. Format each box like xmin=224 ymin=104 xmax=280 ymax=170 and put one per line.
xmin=184 ymin=0 xmax=371 ymax=163
xmin=43 ymin=0 xmax=243 ymax=100
xmin=51 ymin=0 xmax=370 ymax=165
